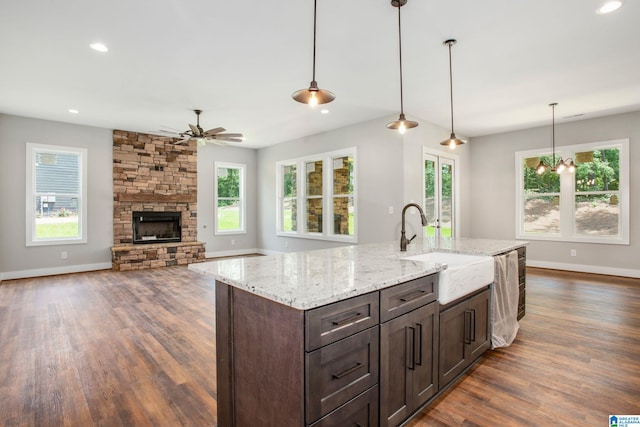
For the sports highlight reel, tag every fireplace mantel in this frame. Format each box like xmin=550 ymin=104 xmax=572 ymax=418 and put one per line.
xmin=115 ymin=193 xmax=197 ymax=203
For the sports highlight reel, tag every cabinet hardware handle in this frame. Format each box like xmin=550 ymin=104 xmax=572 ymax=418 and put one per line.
xmin=407 ymin=326 xmax=416 ymax=370
xmin=332 ymin=362 xmax=363 ymax=380
xmin=399 ymin=289 xmax=426 ymax=302
xmin=415 ymin=323 xmax=423 ymax=366
xmin=470 ymin=309 xmax=476 ymax=342
xmin=464 ymin=310 xmax=472 ymax=344
xmin=332 ymin=312 xmax=362 ymax=326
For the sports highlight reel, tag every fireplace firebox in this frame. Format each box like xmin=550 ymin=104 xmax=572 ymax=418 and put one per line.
xmin=132 ymin=211 xmax=181 ymax=244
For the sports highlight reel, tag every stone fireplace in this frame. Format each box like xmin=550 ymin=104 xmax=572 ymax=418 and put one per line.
xmin=110 ymin=130 xmax=205 ymax=271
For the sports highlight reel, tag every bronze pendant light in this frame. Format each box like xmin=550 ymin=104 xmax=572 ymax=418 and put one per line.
xmin=386 ymin=0 xmax=418 ymax=134
xmin=536 ymin=103 xmax=575 ymax=175
xmin=292 ymin=0 xmax=335 ymax=107
xmin=440 ymin=39 xmax=467 ymax=149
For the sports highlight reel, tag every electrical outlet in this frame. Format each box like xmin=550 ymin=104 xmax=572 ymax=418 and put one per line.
xmin=388 ymin=206 xmax=394 ymax=215
xmin=231 ymin=239 xmax=235 ymax=245
xmin=61 ymin=251 xmax=68 ymax=260
xmin=570 ymin=249 xmax=577 ymax=257
xmin=284 ymin=240 xmax=289 ymax=248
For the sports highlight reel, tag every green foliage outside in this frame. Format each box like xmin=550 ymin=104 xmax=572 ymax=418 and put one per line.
xmin=524 ymin=149 xmax=619 ymax=194
xmin=218 ymin=206 xmax=241 ymax=231
xmin=35 ymin=221 xmax=79 ymax=239
xmin=424 ymin=161 xmax=452 ymax=199
xmin=282 ymin=211 xmax=354 ymax=235
xmin=217 ymin=167 xmax=240 ymax=207
xmin=425 ymin=226 xmax=452 ymax=238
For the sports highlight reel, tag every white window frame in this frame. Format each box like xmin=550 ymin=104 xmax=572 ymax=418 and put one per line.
xmin=515 ymin=138 xmax=629 ymax=245
xmin=26 ymin=142 xmax=87 ymax=246
xmin=214 ymin=162 xmax=246 ymax=235
xmin=276 ymin=147 xmax=357 ymax=243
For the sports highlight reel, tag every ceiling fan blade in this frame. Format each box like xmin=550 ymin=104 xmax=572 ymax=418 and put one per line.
xmin=216 ymin=137 xmax=244 ymax=143
xmin=189 ymin=124 xmax=201 ymax=136
xmin=215 ymin=133 xmax=243 ymax=138
xmin=204 ymin=127 xmax=226 ymax=136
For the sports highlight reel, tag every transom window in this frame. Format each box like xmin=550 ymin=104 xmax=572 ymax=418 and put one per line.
xmin=277 ymin=148 xmax=356 ymax=242
xmin=215 ymin=162 xmax=245 ymax=234
xmin=26 ymin=143 xmax=87 ymax=246
xmin=516 ymin=139 xmax=629 ymax=244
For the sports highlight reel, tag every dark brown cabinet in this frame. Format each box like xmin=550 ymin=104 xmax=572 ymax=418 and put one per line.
xmin=380 ymin=302 xmax=438 ymax=427
xmin=517 ymin=246 xmax=526 ymax=320
xmin=379 ymin=274 xmax=439 ymax=427
xmin=438 ymin=287 xmax=491 ymax=389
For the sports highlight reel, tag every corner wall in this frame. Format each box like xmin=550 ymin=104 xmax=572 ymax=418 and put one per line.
xmin=0 ymin=114 xmax=113 ymax=280
xmin=469 ymin=110 xmax=640 ymax=277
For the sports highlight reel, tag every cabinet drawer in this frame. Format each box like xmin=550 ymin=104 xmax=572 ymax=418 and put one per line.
xmin=306 ymin=293 xmax=379 ymax=351
xmin=306 ymin=327 xmax=379 ymax=424
xmin=380 ymin=274 xmax=437 ymax=322
xmin=309 ymin=386 xmax=379 ymax=427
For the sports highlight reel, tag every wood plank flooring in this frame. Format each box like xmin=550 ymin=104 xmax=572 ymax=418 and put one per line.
xmin=1 ymin=266 xmax=639 ymax=426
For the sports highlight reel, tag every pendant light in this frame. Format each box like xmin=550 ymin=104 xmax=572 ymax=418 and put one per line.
xmin=386 ymin=0 xmax=418 ymax=134
xmin=292 ymin=0 xmax=335 ymax=107
xmin=440 ymin=39 xmax=467 ymax=149
xmin=535 ymin=103 xmax=575 ymax=175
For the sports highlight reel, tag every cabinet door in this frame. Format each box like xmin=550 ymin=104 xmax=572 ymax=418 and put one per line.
xmin=466 ymin=289 xmax=490 ymax=360
xmin=380 ymin=303 xmax=438 ymax=427
xmin=310 ymin=386 xmax=379 ymax=427
xmin=411 ymin=303 xmax=439 ymax=409
xmin=438 ymin=301 xmax=468 ymax=388
xmin=380 ymin=314 xmax=413 ymax=427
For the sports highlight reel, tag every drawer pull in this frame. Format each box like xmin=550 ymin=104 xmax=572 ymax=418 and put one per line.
xmin=399 ymin=289 xmax=427 ymax=302
xmin=332 ymin=362 xmax=363 ymax=380
xmin=332 ymin=312 xmax=363 ymax=326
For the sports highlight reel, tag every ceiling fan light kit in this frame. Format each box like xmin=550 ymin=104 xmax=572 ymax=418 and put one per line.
xmin=292 ymin=0 xmax=335 ymax=107
xmin=386 ymin=0 xmax=418 ymax=134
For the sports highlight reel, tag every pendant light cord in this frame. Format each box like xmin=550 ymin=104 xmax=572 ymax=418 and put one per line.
xmin=397 ymin=4 xmax=405 ymax=115
xmin=312 ymin=0 xmax=317 ymax=83
xmin=551 ymin=103 xmax=556 ymax=164
xmin=448 ymin=43 xmax=454 ymax=134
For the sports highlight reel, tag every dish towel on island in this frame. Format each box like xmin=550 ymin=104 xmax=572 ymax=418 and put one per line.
xmin=491 ymin=250 xmax=520 ymax=349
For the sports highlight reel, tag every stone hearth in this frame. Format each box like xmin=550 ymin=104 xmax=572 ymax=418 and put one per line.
xmin=111 ymin=130 xmax=205 ymax=271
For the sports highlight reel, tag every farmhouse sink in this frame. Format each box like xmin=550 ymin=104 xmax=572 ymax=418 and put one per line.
xmin=402 ymin=252 xmax=494 ymax=305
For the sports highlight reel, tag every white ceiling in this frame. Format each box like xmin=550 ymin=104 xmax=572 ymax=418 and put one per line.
xmin=1 ymin=0 xmax=639 ymax=149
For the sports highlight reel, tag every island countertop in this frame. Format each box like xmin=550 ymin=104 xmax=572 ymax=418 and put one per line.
xmin=188 ymin=238 xmax=526 ymax=310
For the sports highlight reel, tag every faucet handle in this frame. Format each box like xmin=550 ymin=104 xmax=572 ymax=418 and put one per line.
xmin=409 ymin=234 xmax=417 ymax=244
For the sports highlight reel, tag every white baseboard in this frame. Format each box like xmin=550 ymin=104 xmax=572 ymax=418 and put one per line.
xmin=527 ymin=259 xmax=640 ymax=279
xmin=0 ymin=262 xmax=113 ymax=281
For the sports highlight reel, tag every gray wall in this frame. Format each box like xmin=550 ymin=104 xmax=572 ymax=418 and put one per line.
xmin=256 ymin=115 xmax=465 ymax=253
xmin=197 ymin=144 xmax=258 ymax=256
xmin=469 ymin=110 xmax=640 ymax=276
xmin=0 ymin=114 xmax=113 ymax=279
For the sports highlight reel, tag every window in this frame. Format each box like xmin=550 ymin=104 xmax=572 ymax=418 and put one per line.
xmin=277 ymin=148 xmax=356 ymax=242
xmin=26 ymin=143 xmax=87 ymax=246
xmin=516 ymin=139 xmax=629 ymax=244
xmin=215 ymin=162 xmax=245 ymax=234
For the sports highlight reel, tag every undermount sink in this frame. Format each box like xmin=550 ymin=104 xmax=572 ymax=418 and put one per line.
xmin=402 ymin=252 xmax=494 ymax=305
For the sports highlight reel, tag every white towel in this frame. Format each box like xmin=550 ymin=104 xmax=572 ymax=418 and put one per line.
xmin=491 ymin=250 xmax=520 ymax=349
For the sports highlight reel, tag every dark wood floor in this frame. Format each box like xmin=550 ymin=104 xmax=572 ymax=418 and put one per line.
xmin=1 ymin=266 xmax=638 ymax=426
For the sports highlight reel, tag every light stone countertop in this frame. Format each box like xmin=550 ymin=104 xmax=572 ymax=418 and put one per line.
xmin=188 ymin=238 xmax=527 ymax=310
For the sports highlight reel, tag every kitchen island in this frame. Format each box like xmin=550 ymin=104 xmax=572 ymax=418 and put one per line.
xmin=189 ymin=238 xmax=526 ymax=427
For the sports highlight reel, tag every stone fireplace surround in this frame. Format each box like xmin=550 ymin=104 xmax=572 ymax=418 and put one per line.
xmin=111 ymin=130 xmax=205 ymax=271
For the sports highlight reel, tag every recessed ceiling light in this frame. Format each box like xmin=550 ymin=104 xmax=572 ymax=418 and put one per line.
xmin=320 ymin=109 xmax=329 ymax=114
xmin=68 ymin=109 xmax=79 ymax=114
xmin=89 ymin=42 xmax=109 ymax=53
xmin=596 ymin=0 xmax=623 ymax=14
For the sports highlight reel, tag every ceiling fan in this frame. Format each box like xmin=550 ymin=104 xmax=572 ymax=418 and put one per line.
xmin=160 ymin=109 xmax=244 ymax=146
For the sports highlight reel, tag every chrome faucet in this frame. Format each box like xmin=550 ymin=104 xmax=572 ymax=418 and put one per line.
xmin=400 ymin=203 xmax=428 ymax=251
